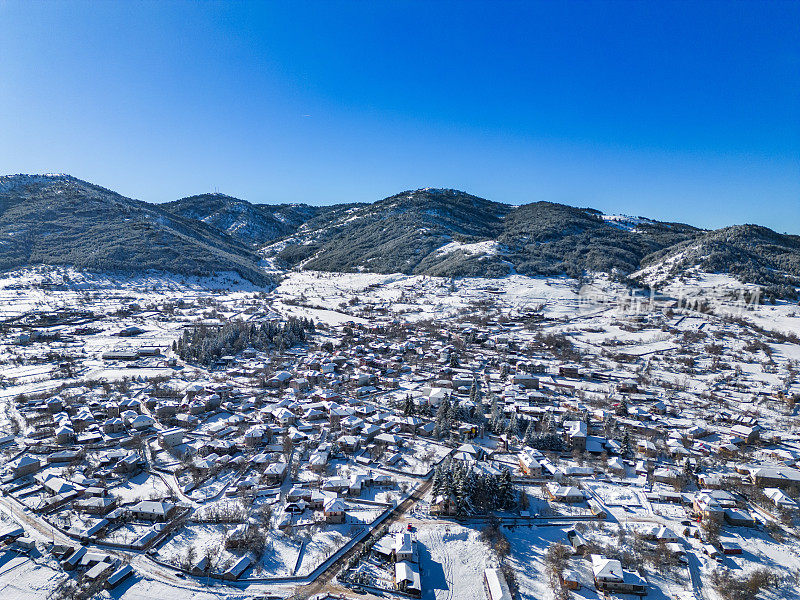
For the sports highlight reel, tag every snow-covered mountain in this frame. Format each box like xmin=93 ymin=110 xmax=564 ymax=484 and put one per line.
xmin=2 ymin=174 xmax=799 ymax=298
xmin=0 ymin=174 xmax=273 ymax=286
xmin=634 ymin=224 xmax=800 ymax=297
xmin=162 ymin=193 xmax=337 ymax=247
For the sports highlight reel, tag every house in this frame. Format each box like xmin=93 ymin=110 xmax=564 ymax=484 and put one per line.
xmin=61 ymin=546 xmax=88 ymax=570
xmin=223 ymin=554 xmax=252 ymax=580
xmin=564 ymin=421 xmax=587 ymax=451
xmin=545 ymin=483 xmax=585 ymax=503
xmin=129 ymin=500 xmax=177 ymax=522
xmin=430 ymin=493 xmax=457 ymax=516
xmin=607 ymin=456 xmax=626 ymax=476
xmin=561 ymin=568 xmax=581 ymax=590
xmin=338 ymin=435 xmax=360 ymax=453
xmin=587 ymin=499 xmax=607 ymax=519
xmin=394 ymin=532 xmax=417 ymax=562
xmin=105 ymin=564 xmax=134 ymax=590
xmin=693 ymin=493 xmax=725 ymax=522
xmin=73 ymin=496 xmax=118 ymax=516
xmin=653 ymin=466 xmax=682 ymax=485
xmin=158 ymin=427 xmax=184 ymax=447
xmin=763 ymin=487 xmax=799 ymax=512
xmin=731 ymin=424 xmax=760 ymax=444
xmin=395 ymin=561 xmax=422 ymax=596
xmin=721 ymin=541 xmax=742 ymax=555
xmin=591 ymin=554 xmax=647 ymax=595
xmin=129 ymin=414 xmax=155 ymax=431
xmin=103 ymin=418 xmax=125 ymax=434
xmin=518 ymin=450 xmax=543 ymax=476
xmin=9 ymin=455 xmax=41 ymax=479
xmin=559 ymin=365 xmax=580 ymax=379
xmin=287 ymin=486 xmax=308 ymax=503
xmin=285 ymin=500 xmax=306 ymax=514
xmin=39 ymin=474 xmax=75 ymax=496
xmin=484 ymin=567 xmax=512 ymax=600
xmin=323 ymin=497 xmax=345 ymax=523
xmin=263 ymin=462 xmax=288 ymax=485
xmin=455 ymin=443 xmax=484 ymax=461
xmin=567 ymin=529 xmax=588 ymax=553
xmin=309 ymin=450 xmax=329 ymax=473
xmin=191 ymin=556 xmax=210 ymax=575
xmin=637 ymin=440 xmax=657 ymax=458
xmin=724 ymin=508 xmax=756 ymax=527
xmin=749 ymin=465 xmax=800 ymax=489
xmin=322 ymin=477 xmax=350 ymax=495
xmin=84 ymin=559 xmax=116 ymax=583
xmin=272 ymin=407 xmax=295 ymax=426
xmin=55 ymin=424 xmax=75 ymax=444
xmin=267 ymin=371 xmax=293 ymax=388
xmin=512 ymin=373 xmax=539 ymax=389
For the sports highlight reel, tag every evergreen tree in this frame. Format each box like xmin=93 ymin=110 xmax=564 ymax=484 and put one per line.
xmin=524 ymin=419 xmax=536 ymax=446
xmin=434 ymin=397 xmax=452 ymax=438
xmin=489 ymin=398 xmax=502 ymax=434
xmin=498 ymin=468 xmax=514 ymax=509
xmin=506 ymin=412 xmax=519 ymax=439
xmin=622 ymin=429 xmax=632 ymax=457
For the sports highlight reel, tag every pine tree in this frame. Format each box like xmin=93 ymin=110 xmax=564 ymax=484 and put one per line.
xmin=622 ymin=429 xmax=632 ymax=457
xmin=469 ymin=378 xmax=478 ymax=405
xmin=432 ymin=464 xmax=444 ymax=496
xmin=524 ymin=419 xmax=536 ymax=446
xmin=434 ymin=397 xmax=451 ymax=438
xmin=497 ymin=468 xmax=513 ymax=510
xmin=490 ymin=398 xmax=502 ymax=434
xmin=506 ymin=412 xmax=519 ymax=438
xmin=447 ymin=399 xmax=460 ymax=423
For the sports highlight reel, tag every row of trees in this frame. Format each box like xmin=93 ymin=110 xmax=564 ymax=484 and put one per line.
xmin=431 ymin=460 xmax=516 ymax=514
xmin=174 ymin=317 xmax=315 ymax=365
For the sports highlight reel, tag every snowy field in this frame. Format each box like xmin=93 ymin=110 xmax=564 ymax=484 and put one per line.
xmin=416 ymin=522 xmax=491 ymax=600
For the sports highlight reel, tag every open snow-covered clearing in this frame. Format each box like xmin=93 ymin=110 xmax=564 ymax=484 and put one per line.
xmin=416 ymin=522 xmax=491 ymax=600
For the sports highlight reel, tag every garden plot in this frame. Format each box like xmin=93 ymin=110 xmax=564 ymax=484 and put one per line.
xmin=0 ymin=556 xmax=65 ymax=600
xmin=111 ymin=472 xmax=173 ymax=503
xmin=398 ymin=439 xmax=452 ymax=476
xmin=504 ymin=524 xmax=594 ymax=600
xmin=187 ymin=470 xmax=238 ymax=502
xmin=583 ymin=480 xmax=645 ymax=509
xmin=416 ymin=522 xmax=491 ymax=600
xmin=17 ymin=490 xmax=47 ymax=511
xmin=102 ymin=522 xmax=157 ymax=546
xmin=715 ymin=528 xmax=800 ymax=589
xmin=157 ymin=523 xmax=232 ymax=568
xmin=651 ymin=502 xmax=688 ymax=520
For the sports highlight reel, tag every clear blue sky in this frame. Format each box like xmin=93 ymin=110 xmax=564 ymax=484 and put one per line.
xmin=1 ymin=1 xmax=798 ymax=232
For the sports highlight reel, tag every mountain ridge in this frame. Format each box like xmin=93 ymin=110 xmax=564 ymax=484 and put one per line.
xmin=2 ymin=174 xmax=799 ymax=298
xmin=0 ymin=174 xmax=273 ymax=286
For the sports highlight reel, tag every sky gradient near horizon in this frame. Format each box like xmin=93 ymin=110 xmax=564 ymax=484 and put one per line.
xmin=1 ymin=1 xmax=798 ymax=232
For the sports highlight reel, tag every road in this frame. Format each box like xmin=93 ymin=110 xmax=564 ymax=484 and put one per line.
xmin=0 ymin=494 xmax=193 ymax=588
xmin=0 ymin=474 xmax=433 ymax=600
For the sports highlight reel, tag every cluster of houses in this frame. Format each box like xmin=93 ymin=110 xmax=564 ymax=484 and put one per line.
xmin=372 ymin=531 xmax=422 ymax=596
xmin=0 ymin=284 xmax=799 ymax=599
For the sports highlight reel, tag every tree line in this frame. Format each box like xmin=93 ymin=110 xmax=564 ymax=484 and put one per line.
xmin=174 ymin=317 xmax=315 ymax=365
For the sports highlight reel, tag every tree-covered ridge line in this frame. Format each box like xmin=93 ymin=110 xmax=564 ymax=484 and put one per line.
xmin=3 ymin=175 xmax=800 ymax=298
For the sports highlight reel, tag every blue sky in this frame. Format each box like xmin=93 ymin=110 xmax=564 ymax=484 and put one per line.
xmin=1 ymin=1 xmax=798 ymax=232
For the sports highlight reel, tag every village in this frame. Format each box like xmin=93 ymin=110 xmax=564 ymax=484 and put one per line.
xmin=0 ymin=267 xmax=797 ymax=600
